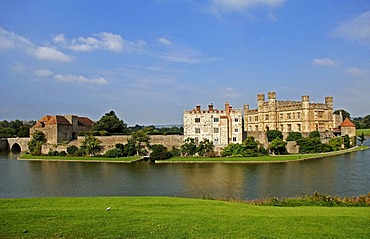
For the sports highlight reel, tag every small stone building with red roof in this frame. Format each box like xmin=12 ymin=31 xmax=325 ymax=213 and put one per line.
xmin=340 ymin=118 xmax=356 ymax=137
xmin=31 ymin=115 xmax=94 ymax=144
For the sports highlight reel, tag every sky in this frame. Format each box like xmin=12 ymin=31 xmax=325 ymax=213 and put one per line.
xmin=1 ymin=0 xmax=370 ymax=125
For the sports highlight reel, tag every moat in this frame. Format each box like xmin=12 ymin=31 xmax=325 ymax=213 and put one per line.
xmin=1 ymin=138 xmax=369 ymax=199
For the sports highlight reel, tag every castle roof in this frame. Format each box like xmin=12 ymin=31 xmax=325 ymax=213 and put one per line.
xmin=78 ymin=117 xmax=94 ymax=127
xmin=33 ymin=115 xmax=93 ymax=128
xmin=340 ymin=118 xmax=356 ymax=128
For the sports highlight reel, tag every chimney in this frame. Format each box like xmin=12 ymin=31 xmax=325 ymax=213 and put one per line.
xmin=225 ymin=102 xmax=230 ymax=114
xmin=208 ymin=103 xmax=214 ymax=111
xmin=196 ymin=105 xmax=201 ymax=112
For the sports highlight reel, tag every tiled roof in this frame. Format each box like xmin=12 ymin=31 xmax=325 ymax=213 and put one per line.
xmin=78 ymin=117 xmax=94 ymax=126
xmin=340 ymin=118 xmax=356 ymax=127
xmin=46 ymin=116 xmax=72 ymax=125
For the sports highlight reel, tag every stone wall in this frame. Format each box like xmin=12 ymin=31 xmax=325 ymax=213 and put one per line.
xmin=41 ymin=135 xmax=184 ymax=155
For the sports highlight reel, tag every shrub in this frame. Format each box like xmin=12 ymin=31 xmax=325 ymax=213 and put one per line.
xmin=286 ymin=132 xmax=303 ymax=141
xmin=269 ymin=138 xmax=287 ymax=155
xmin=329 ymin=137 xmax=342 ymax=151
xmin=267 ymin=130 xmax=283 ymax=142
xmin=67 ymin=145 xmax=79 ymax=155
xmin=105 ymin=149 xmax=121 ymax=158
xmin=150 ymin=144 xmax=172 ymax=160
xmin=309 ymin=131 xmax=320 ymax=138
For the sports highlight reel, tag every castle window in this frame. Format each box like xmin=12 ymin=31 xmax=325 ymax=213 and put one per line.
xmin=280 ymin=114 xmax=284 ymax=120
xmin=234 ymin=118 xmax=239 ymax=122
xmin=318 ymin=111 xmax=323 ymax=118
xmin=195 ymin=137 xmax=199 ymax=145
xmin=214 ymin=138 xmax=219 ymax=145
xmin=287 ymin=113 xmax=291 ymax=119
xmin=293 ymin=113 xmax=296 ymax=119
xmin=255 ymin=125 xmax=258 ymax=131
xmin=249 ymin=116 xmax=252 ymax=122
xmin=287 ymin=124 xmax=292 ymax=132
xmin=213 ymin=117 xmax=219 ymax=123
xmin=195 ymin=118 xmax=200 ymax=123
xmin=255 ymin=116 xmax=258 ymax=121
xmin=195 ymin=128 xmax=200 ymax=134
xmin=297 ymin=112 xmax=301 ymax=119
xmin=234 ymin=128 xmax=239 ymax=133
xmin=297 ymin=124 xmax=301 ymax=132
xmin=280 ymin=124 xmax=284 ymax=131
xmin=214 ymin=128 xmax=219 ymax=133
xmin=265 ymin=114 xmax=269 ymax=120
xmin=232 ymin=137 xmax=237 ymax=142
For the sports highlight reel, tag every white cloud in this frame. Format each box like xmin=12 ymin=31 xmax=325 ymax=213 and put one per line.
xmin=333 ymin=10 xmax=370 ymax=46
xmin=158 ymin=37 xmax=173 ymax=46
xmin=34 ymin=69 xmax=54 ymax=77
xmin=346 ymin=67 xmax=369 ymax=78
xmin=9 ymin=63 xmax=26 ymax=73
xmin=54 ymin=74 xmax=108 ymax=85
xmin=223 ymin=87 xmax=241 ymax=98
xmin=30 ymin=46 xmax=73 ymax=62
xmin=312 ymin=58 xmax=336 ymax=67
xmin=0 ymin=27 xmax=33 ymax=49
xmin=209 ymin=0 xmax=285 ymax=14
xmin=54 ymin=32 xmax=146 ymax=52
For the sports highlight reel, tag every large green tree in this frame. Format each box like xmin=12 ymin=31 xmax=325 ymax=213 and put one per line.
xmin=127 ymin=130 xmax=151 ymax=156
xmin=92 ymin=111 xmax=128 ymax=134
xmin=334 ymin=109 xmax=351 ymax=121
xmin=28 ymin=130 xmax=46 ymax=156
xmin=181 ymin=138 xmax=197 ymax=156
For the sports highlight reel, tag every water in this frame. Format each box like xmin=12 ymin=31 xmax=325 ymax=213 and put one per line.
xmin=1 ymin=139 xmax=369 ymax=199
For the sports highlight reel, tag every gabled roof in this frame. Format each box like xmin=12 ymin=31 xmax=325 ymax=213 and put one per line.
xmin=46 ymin=116 xmax=72 ymax=125
xmin=78 ymin=117 xmax=94 ymax=127
xmin=340 ymin=118 xmax=356 ymax=128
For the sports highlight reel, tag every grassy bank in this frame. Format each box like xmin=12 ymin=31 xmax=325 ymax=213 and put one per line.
xmin=158 ymin=146 xmax=368 ymax=163
xmin=1 ymin=196 xmax=369 ymax=238
xmin=18 ymin=154 xmax=141 ymax=163
xmin=357 ymin=128 xmax=370 ymax=136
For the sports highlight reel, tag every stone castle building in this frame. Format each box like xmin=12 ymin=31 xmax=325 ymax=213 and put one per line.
xmin=183 ymin=102 xmax=243 ymax=147
xmin=31 ymin=115 xmax=93 ymax=144
xmin=244 ymin=92 xmax=342 ymax=134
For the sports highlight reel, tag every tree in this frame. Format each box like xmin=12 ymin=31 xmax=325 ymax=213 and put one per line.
xmin=343 ymin=134 xmax=351 ymax=149
xmin=150 ymin=144 xmax=172 ymax=160
xmin=363 ymin=115 xmax=370 ymax=129
xmin=267 ymin=130 xmax=283 ymax=142
xmin=181 ymin=138 xmax=197 ymax=156
xmin=81 ymin=135 xmax=102 ymax=156
xmin=197 ymin=139 xmax=215 ymax=156
xmin=92 ymin=111 xmax=128 ymax=134
xmin=329 ymin=137 xmax=342 ymax=151
xmin=127 ymin=130 xmax=150 ymax=156
xmin=358 ymin=133 xmax=366 ymax=146
xmin=286 ymin=132 xmax=303 ymax=142
xmin=269 ymin=138 xmax=287 ymax=155
xmin=28 ymin=130 xmax=46 ymax=156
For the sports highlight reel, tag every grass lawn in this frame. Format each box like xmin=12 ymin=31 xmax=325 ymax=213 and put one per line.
xmin=18 ymin=154 xmax=141 ymax=163
xmin=357 ymin=128 xmax=370 ymax=136
xmin=0 ymin=197 xmax=369 ymax=238
xmin=159 ymin=146 xmax=369 ymax=163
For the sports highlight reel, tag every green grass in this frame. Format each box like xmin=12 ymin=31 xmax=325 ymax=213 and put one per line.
xmin=18 ymin=154 xmax=141 ymax=162
xmin=160 ymin=146 xmax=369 ymax=163
xmin=0 ymin=197 xmax=369 ymax=238
xmin=357 ymin=128 xmax=370 ymax=136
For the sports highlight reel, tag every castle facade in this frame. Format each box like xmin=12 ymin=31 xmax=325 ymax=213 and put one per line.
xmin=183 ymin=102 xmax=243 ymax=147
xmin=244 ymin=92 xmax=342 ymax=134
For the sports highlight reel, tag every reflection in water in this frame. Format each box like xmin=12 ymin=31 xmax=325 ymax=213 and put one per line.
xmin=0 ymin=142 xmax=369 ymax=199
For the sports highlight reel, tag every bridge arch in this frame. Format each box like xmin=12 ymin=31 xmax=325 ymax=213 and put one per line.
xmin=7 ymin=138 xmax=30 ymax=153
xmin=11 ymin=143 xmax=21 ymax=153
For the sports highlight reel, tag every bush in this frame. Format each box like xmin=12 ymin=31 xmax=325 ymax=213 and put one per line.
xmin=67 ymin=145 xmax=79 ymax=156
xmin=286 ymin=132 xmax=303 ymax=141
xmin=309 ymin=131 xmax=320 ymax=138
xmin=329 ymin=137 xmax=342 ymax=151
xmin=105 ymin=149 xmax=121 ymax=158
xmin=267 ymin=130 xmax=283 ymax=142
xmin=150 ymin=144 xmax=172 ymax=160
xmin=269 ymin=138 xmax=287 ymax=155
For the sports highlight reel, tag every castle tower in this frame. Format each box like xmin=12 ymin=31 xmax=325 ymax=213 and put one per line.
xmin=268 ymin=91 xmax=277 ymax=130
xmin=301 ymin=95 xmax=310 ymax=132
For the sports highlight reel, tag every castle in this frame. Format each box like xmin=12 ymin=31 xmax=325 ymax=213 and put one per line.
xmin=30 ymin=115 xmax=94 ymax=144
xmin=184 ymin=92 xmax=352 ymax=147
xmin=183 ymin=102 xmax=243 ymax=147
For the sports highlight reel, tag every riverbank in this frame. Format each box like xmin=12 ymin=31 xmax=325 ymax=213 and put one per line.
xmin=1 ymin=196 xmax=369 ymax=238
xmin=18 ymin=154 xmax=142 ymax=163
xmin=17 ymin=146 xmax=368 ymax=163
xmin=157 ymin=146 xmax=369 ymax=163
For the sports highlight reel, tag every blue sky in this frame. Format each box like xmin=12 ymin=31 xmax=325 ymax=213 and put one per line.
xmin=1 ymin=0 xmax=369 ymax=125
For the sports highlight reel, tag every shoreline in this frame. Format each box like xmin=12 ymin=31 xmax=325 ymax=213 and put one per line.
xmin=16 ymin=146 xmax=368 ymax=164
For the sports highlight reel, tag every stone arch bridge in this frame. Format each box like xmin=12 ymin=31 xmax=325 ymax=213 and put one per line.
xmin=6 ymin=138 xmax=30 ymax=152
